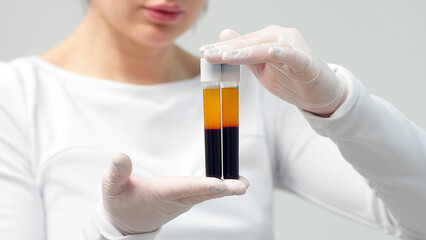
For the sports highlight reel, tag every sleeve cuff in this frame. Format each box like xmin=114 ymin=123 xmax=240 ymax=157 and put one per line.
xmin=93 ymin=202 xmax=160 ymax=240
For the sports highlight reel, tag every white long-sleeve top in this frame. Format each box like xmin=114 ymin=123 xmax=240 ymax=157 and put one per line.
xmin=0 ymin=56 xmax=425 ymax=240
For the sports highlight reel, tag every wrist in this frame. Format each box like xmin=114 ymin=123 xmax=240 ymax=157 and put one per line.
xmin=305 ymin=74 xmax=348 ymax=118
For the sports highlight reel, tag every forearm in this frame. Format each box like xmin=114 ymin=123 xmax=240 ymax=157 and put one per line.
xmin=302 ymin=65 xmax=426 ymax=239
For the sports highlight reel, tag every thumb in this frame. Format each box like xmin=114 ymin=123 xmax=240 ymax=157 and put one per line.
xmin=102 ymin=152 xmax=133 ymax=197
xmin=219 ymin=29 xmax=240 ymax=41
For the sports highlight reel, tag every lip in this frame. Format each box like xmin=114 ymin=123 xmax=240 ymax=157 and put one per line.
xmin=142 ymin=4 xmax=184 ymax=23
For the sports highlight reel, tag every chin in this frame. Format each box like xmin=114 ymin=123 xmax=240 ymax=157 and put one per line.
xmin=132 ymin=25 xmax=182 ymax=48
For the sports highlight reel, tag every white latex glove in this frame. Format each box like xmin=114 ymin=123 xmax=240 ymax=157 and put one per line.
xmin=102 ymin=152 xmax=249 ymax=235
xmin=200 ymin=25 xmax=348 ymax=117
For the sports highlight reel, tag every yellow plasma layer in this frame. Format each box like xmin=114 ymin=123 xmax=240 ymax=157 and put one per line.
xmin=203 ymin=88 xmax=221 ymax=129
xmin=222 ymin=87 xmax=239 ymax=127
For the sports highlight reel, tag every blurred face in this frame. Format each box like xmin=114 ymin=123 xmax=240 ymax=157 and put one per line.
xmin=90 ymin=0 xmax=206 ymax=47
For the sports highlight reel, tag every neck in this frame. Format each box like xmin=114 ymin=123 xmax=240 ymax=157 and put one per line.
xmin=40 ymin=6 xmax=199 ymax=85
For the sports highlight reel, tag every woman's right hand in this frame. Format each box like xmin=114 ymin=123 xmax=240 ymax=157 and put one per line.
xmin=101 ymin=152 xmax=249 ymax=235
xmin=201 ymin=26 xmax=348 ymax=117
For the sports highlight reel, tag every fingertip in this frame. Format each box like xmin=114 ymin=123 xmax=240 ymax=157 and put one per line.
xmin=112 ymin=152 xmax=130 ymax=160
xmin=202 ymin=48 xmax=225 ymax=64
xmin=103 ymin=153 xmax=132 ymax=197
xmin=111 ymin=152 xmax=132 ymax=173
xmin=223 ymin=179 xmax=248 ymax=196
xmin=222 ymin=49 xmax=241 ymax=63
xmin=199 ymin=44 xmax=216 ymax=55
xmin=233 ymin=182 xmax=248 ymax=195
xmin=238 ymin=176 xmax=250 ymax=189
xmin=222 ymin=49 xmax=249 ymax=65
xmin=204 ymin=48 xmax=222 ymax=58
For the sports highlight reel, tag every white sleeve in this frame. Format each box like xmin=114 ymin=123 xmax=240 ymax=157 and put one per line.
xmin=0 ymin=63 xmax=45 ymax=239
xmin=274 ymin=64 xmax=426 ymax=239
xmin=0 ymin=62 xmax=158 ymax=240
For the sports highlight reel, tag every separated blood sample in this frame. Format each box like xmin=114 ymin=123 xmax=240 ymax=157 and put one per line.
xmin=221 ymin=64 xmax=240 ymax=179
xmin=201 ymin=58 xmax=222 ymax=179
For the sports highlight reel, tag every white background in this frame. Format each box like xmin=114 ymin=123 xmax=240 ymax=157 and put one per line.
xmin=1 ymin=0 xmax=425 ymax=239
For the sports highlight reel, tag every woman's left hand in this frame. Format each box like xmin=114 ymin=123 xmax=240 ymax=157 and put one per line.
xmin=200 ymin=25 xmax=348 ymax=117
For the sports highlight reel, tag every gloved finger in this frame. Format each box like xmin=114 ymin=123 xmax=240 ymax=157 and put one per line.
xmin=222 ymin=42 xmax=278 ymax=65
xmin=222 ymin=44 xmax=312 ymax=74
xmin=219 ymin=29 xmax=240 ymax=41
xmin=238 ymin=176 xmax=250 ymax=188
xmin=198 ymin=29 xmax=240 ymax=58
xmin=202 ymin=25 xmax=285 ymax=52
xmin=219 ymin=43 xmax=280 ymax=77
xmin=177 ymin=176 xmax=250 ymax=205
xmin=201 ymin=37 xmax=268 ymax=64
xmin=200 ymin=30 xmax=261 ymax=55
xmin=102 ymin=152 xmax=133 ymax=198
xmin=199 ymin=29 xmax=240 ymax=65
xmin=200 ymin=31 xmax=282 ymax=64
xmin=156 ymin=176 xmax=226 ymax=200
xmin=222 ymin=175 xmax=250 ymax=196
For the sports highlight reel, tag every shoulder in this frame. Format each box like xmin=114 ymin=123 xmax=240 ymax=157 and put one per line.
xmin=0 ymin=57 xmax=38 ymax=121
xmin=0 ymin=60 xmax=20 ymax=87
xmin=0 ymin=56 xmax=37 ymax=93
xmin=0 ymin=56 xmax=37 ymax=76
xmin=0 ymin=56 xmax=38 ymax=97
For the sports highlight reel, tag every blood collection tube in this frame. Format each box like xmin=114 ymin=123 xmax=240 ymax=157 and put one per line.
xmin=221 ymin=64 xmax=240 ymax=179
xmin=201 ymin=58 xmax=222 ymax=179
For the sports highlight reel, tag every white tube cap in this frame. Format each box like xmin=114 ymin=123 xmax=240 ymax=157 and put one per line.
xmin=221 ymin=64 xmax=240 ymax=82
xmin=200 ymin=58 xmax=221 ymax=82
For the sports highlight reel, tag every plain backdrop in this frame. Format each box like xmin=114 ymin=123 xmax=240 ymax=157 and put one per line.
xmin=1 ymin=0 xmax=425 ymax=239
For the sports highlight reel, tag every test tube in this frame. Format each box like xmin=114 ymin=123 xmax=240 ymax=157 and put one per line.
xmin=221 ymin=64 xmax=240 ymax=179
xmin=201 ymin=58 xmax=222 ymax=179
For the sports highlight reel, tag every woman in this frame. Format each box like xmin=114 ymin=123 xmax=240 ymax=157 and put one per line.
xmin=0 ymin=0 xmax=425 ymax=239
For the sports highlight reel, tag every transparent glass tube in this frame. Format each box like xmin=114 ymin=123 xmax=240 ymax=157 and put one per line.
xmin=202 ymin=82 xmax=222 ymax=178
xmin=221 ymin=82 xmax=239 ymax=179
